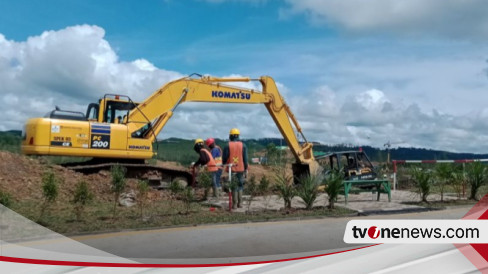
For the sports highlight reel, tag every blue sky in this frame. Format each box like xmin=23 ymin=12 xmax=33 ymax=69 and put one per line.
xmin=1 ymin=0 xmax=488 ymax=152
xmin=0 ymin=1 xmax=323 ymax=72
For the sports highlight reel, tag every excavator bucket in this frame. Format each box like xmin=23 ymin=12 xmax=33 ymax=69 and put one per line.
xmin=292 ymin=163 xmax=310 ymax=184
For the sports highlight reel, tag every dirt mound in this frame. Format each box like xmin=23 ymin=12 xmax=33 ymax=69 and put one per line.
xmin=0 ymin=151 xmax=163 ymax=203
xmin=155 ymin=160 xmax=187 ymax=172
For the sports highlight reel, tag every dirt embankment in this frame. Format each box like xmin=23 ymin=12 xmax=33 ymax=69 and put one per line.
xmin=0 ymin=151 xmax=163 ymax=203
xmin=0 ymin=151 xmax=280 ymax=205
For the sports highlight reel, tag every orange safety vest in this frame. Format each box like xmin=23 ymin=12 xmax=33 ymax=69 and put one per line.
xmin=202 ymin=149 xmax=218 ymax=172
xmin=227 ymin=141 xmax=244 ymax=172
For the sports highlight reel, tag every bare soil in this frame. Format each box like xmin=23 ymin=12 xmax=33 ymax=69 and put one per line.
xmin=0 ymin=151 xmax=165 ymax=203
xmin=0 ymin=151 xmax=280 ymax=205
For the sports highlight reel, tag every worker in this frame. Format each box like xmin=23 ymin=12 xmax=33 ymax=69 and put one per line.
xmin=192 ymin=139 xmax=218 ymax=191
xmin=205 ymin=138 xmax=223 ymax=197
xmin=222 ymin=128 xmax=248 ymax=209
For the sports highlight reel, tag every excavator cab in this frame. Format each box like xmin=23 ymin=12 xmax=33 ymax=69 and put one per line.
xmin=318 ymin=150 xmax=376 ymax=181
xmin=86 ymin=95 xmax=138 ymax=124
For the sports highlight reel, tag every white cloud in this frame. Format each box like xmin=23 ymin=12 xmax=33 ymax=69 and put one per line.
xmin=2 ymin=25 xmax=488 ymax=154
xmin=282 ymin=0 xmax=488 ymax=39
xmin=0 ymin=25 xmax=182 ymax=131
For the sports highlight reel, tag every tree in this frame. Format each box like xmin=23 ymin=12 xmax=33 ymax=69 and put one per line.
xmin=266 ymin=143 xmax=279 ymax=165
xmin=466 ymin=161 xmax=488 ymax=200
xmin=451 ymin=171 xmax=466 ymax=199
xmin=410 ymin=167 xmax=432 ymax=203
xmin=435 ymin=163 xmax=453 ymax=202
xmin=110 ymin=165 xmax=126 ymax=219
xmin=324 ymin=170 xmax=343 ymax=209
xmin=72 ymin=180 xmax=94 ymax=221
xmin=297 ymin=174 xmax=320 ymax=210
xmin=274 ymin=171 xmax=296 ymax=210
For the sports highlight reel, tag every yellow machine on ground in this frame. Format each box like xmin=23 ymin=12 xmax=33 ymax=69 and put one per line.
xmin=22 ymin=74 xmax=318 ymax=182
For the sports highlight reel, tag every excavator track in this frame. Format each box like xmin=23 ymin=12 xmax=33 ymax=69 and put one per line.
xmin=62 ymin=160 xmax=193 ymax=188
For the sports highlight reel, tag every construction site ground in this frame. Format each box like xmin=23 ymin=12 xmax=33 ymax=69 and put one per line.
xmin=204 ymin=189 xmax=471 ymax=215
xmin=0 ymin=151 xmax=477 ymax=235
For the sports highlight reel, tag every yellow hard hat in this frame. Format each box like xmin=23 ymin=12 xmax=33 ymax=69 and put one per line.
xmin=229 ymin=128 xmax=240 ymax=135
xmin=194 ymin=138 xmax=204 ymax=145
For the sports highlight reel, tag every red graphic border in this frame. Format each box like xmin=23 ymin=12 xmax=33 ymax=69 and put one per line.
xmin=0 ymin=244 xmax=379 ymax=268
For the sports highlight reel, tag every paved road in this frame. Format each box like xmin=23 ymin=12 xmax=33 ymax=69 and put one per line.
xmin=71 ymin=206 xmax=472 ymax=263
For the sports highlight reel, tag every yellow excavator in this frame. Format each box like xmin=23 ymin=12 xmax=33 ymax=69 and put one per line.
xmin=22 ymin=74 xmax=318 ymax=184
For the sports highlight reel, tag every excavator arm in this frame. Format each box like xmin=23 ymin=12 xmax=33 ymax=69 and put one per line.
xmin=127 ymin=75 xmax=318 ymax=177
xmin=21 ymin=74 xmax=319 ymax=180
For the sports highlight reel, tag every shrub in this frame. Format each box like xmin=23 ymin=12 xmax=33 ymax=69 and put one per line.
xmin=274 ymin=171 xmax=296 ymax=210
xmin=297 ymin=174 xmax=320 ymax=210
xmin=466 ymin=161 xmax=488 ymax=200
xmin=0 ymin=190 xmax=12 ymax=208
xmin=324 ymin=170 xmax=343 ymax=209
xmin=246 ymin=175 xmax=258 ymax=212
xmin=111 ymin=165 xmax=126 ymax=218
xmin=169 ymin=179 xmax=184 ymax=211
xmin=39 ymin=171 xmax=60 ymax=220
xmin=258 ymin=176 xmax=272 ymax=211
xmin=197 ymin=171 xmax=212 ymax=200
xmin=72 ymin=180 xmax=94 ymax=221
xmin=137 ymin=180 xmax=149 ymax=219
xmin=182 ymin=187 xmax=194 ymax=214
xmin=410 ymin=167 xmax=432 ymax=202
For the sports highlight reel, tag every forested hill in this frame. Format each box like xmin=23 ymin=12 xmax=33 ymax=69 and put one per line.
xmin=246 ymin=138 xmax=488 ymax=162
xmin=2 ymin=132 xmax=488 ymax=162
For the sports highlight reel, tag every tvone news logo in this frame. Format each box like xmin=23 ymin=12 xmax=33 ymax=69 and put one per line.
xmin=352 ymin=225 xmax=381 ymax=239
xmin=345 ymin=220 xmax=485 ymax=244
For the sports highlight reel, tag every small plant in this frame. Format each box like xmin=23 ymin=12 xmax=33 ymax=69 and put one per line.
xmin=259 ymin=176 xmax=272 ymax=211
xmin=246 ymin=175 xmax=258 ymax=212
xmin=435 ymin=163 xmax=453 ymax=202
xmin=324 ymin=170 xmax=343 ymax=209
xmin=110 ymin=164 xmax=126 ymax=218
xmin=466 ymin=161 xmax=488 ymax=200
xmin=0 ymin=190 xmax=12 ymax=208
xmin=39 ymin=171 xmax=60 ymax=220
xmin=297 ymin=174 xmax=320 ymax=210
xmin=182 ymin=187 xmax=194 ymax=214
xmin=169 ymin=179 xmax=184 ymax=211
xmin=137 ymin=180 xmax=149 ymax=219
xmin=274 ymin=171 xmax=296 ymax=210
xmin=410 ymin=167 xmax=432 ymax=202
xmin=72 ymin=180 xmax=94 ymax=221
xmin=197 ymin=171 xmax=212 ymax=200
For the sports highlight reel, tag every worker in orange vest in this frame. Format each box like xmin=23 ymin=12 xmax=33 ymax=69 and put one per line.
xmin=206 ymin=138 xmax=223 ymax=197
xmin=222 ymin=128 xmax=248 ymax=209
xmin=192 ymin=139 xmax=218 ymax=194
